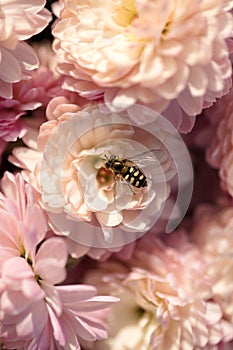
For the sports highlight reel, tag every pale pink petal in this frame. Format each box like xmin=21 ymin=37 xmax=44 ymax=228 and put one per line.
xmin=1 ymin=0 xmax=52 ymax=40
xmin=34 ymin=238 xmax=68 ymax=284
xmin=0 ymin=47 xmax=22 ymax=83
xmin=56 ymin=285 xmax=98 ymax=303
xmin=47 ymin=304 xmax=66 ymax=347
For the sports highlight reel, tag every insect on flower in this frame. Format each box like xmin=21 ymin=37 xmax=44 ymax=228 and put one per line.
xmin=103 ymin=149 xmax=164 ymax=191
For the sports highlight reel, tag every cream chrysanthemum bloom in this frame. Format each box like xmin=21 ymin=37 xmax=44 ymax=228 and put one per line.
xmin=52 ymin=0 xmax=233 ymax=116
xmin=10 ymin=99 xmax=179 ymax=251
xmin=84 ymin=232 xmax=233 ymax=350
xmin=191 ymin=204 xmax=233 ymax=325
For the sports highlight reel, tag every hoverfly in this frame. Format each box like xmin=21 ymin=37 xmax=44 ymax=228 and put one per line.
xmin=103 ymin=149 xmax=164 ymax=190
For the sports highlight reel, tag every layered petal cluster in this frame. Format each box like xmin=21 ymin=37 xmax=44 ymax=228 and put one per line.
xmin=52 ymin=0 xmax=233 ymax=117
xmin=0 ymin=81 xmax=42 ymax=142
xmin=0 ymin=42 xmax=81 ymax=143
xmin=0 ymin=171 xmax=48 ymax=269
xmin=0 ymin=0 xmax=52 ymax=98
xmin=0 ymin=260 xmax=117 ymax=350
xmin=191 ymin=204 xmax=233 ymax=325
xmin=205 ymin=84 xmax=233 ymax=197
xmin=0 ymin=172 xmax=118 ymax=349
xmin=85 ymin=232 xmax=233 ymax=350
xmin=9 ymin=99 xmax=175 ymax=253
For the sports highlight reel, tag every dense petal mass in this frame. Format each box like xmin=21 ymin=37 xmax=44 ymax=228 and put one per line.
xmin=191 ymin=204 xmax=233 ymax=325
xmin=0 ymin=42 xmax=77 ymax=142
xmin=52 ymin=0 xmax=233 ymax=120
xmin=84 ymin=231 xmax=233 ymax=350
xmin=205 ymin=82 xmax=233 ymax=197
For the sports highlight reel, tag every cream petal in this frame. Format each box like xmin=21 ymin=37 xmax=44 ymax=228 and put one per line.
xmin=96 ymin=210 xmax=123 ymax=227
xmin=188 ymin=67 xmax=208 ymax=97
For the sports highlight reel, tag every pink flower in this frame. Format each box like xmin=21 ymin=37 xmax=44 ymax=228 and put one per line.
xmin=0 ymin=42 xmax=84 ymax=142
xmin=29 ymin=42 xmax=83 ymax=109
xmin=84 ymin=231 xmax=233 ymax=350
xmin=0 ymin=0 xmax=52 ymax=98
xmin=0 ymin=138 xmax=6 ymax=162
xmin=0 ymin=171 xmax=48 ymax=270
xmin=52 ymin=0 xmax=233 ymax=118
xmin=0 ymin=82 xmax=42 ymax=142
xmin=0 ymin=173 xmax=118 ymax=349
xmin=0 ymin=247 xmax=117 ymax=349
xmin=191 ymin=204 xmax=233 ymax=325
xmin=205 ymin=82 xmax=233 ymax=197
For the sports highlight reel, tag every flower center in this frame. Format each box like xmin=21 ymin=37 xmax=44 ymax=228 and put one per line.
xmin=114 ymin=0 xmax=137 ymax=27
xmin=96 ymin=166 xmax=114 ymax=188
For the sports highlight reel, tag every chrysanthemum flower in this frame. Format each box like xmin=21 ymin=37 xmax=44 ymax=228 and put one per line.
xmin=205 ymin=82 xmax=233 ymax=197
xmin=0 ymin=81 xmax=43 ymax=142
xmin=52 ymin=0 xmax=233 ymax=117
xmin=0 ymin=172 xmax=118 ymax=349
xmin=9 ymin=99 xmax=178 ymax=254
xmin=191 ymin=204 xmax=233 ymax=325
xmin=0 ymin=0 xmax=52 ymax=98
xmin=0 ymin=257 xmax=118 ymax=350
xmin=84 ymin=231 xmax=233 ymax=350
xmin=0 ymin=42 xmax=82 ymax=142
xmin=0 ymin=171 xmax=48 ymax=270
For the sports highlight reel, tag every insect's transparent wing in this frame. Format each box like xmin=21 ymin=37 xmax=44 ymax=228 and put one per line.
xmin=114 ymin=180 xmax=134 ymax=210
xmin=127 ymin=148 xmax=175 ymax=182
xmin=126 ymin=149 xmax=166 ymax=168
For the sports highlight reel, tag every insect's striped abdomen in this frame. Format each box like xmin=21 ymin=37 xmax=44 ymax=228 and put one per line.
xmin=123 ymin=166 xmax=147 ymax=188
xmin=104 ymin=155 xmax=148 ymax=189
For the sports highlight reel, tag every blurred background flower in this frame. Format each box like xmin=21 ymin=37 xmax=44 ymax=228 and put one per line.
xmin=205 ymin=78 xmax=233 ymax=197
xmin=191 ymin=204 xmax=233 ymax=326
xmin=83 ymin=230 xmax=233 ymax=350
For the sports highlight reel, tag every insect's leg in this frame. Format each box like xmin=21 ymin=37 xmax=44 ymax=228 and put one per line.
xmin=119 ymin=177 xmax=135 ymax=195
xmin=112 ymin=175 xmax=119 ymax=209
xmin=128 ymin=183 xmax=135 ymax=195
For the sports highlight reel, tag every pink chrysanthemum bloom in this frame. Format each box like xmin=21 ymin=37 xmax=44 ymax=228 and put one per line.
xmin=0 ymin=171 xmax=48 ymax=271
xmin=30 ymin=42 xmax=85 ymax=109
xmin=191 ymin=204 xmax=233 ymax=325
xmin=0 ymin=80 xmax=44 ymax=142
xmin=0 ymin=0 xmax=52 ymax=98
xmin=52 ymin=0 xmax=233 ymax=117
xmin=0 ymin=172 xmax=118 ymax=349
xmin=84 ymin=231 xmax=233 ymax=350
xmin=0 ymin=258 xmax=118 ymax=350
xmin=0 ymin=42 xmax=84 ymax=142
xmin=205 ymin=82 xmax=233 ymax=197
xmin=9 ymin=98 xmax=177 ymax=255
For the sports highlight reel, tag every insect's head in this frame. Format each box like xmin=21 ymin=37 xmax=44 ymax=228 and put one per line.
xmin=104 ymin=154 xmax=115 ymax=168
xmin=102 ymin=153 xmax=116 ymax=169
